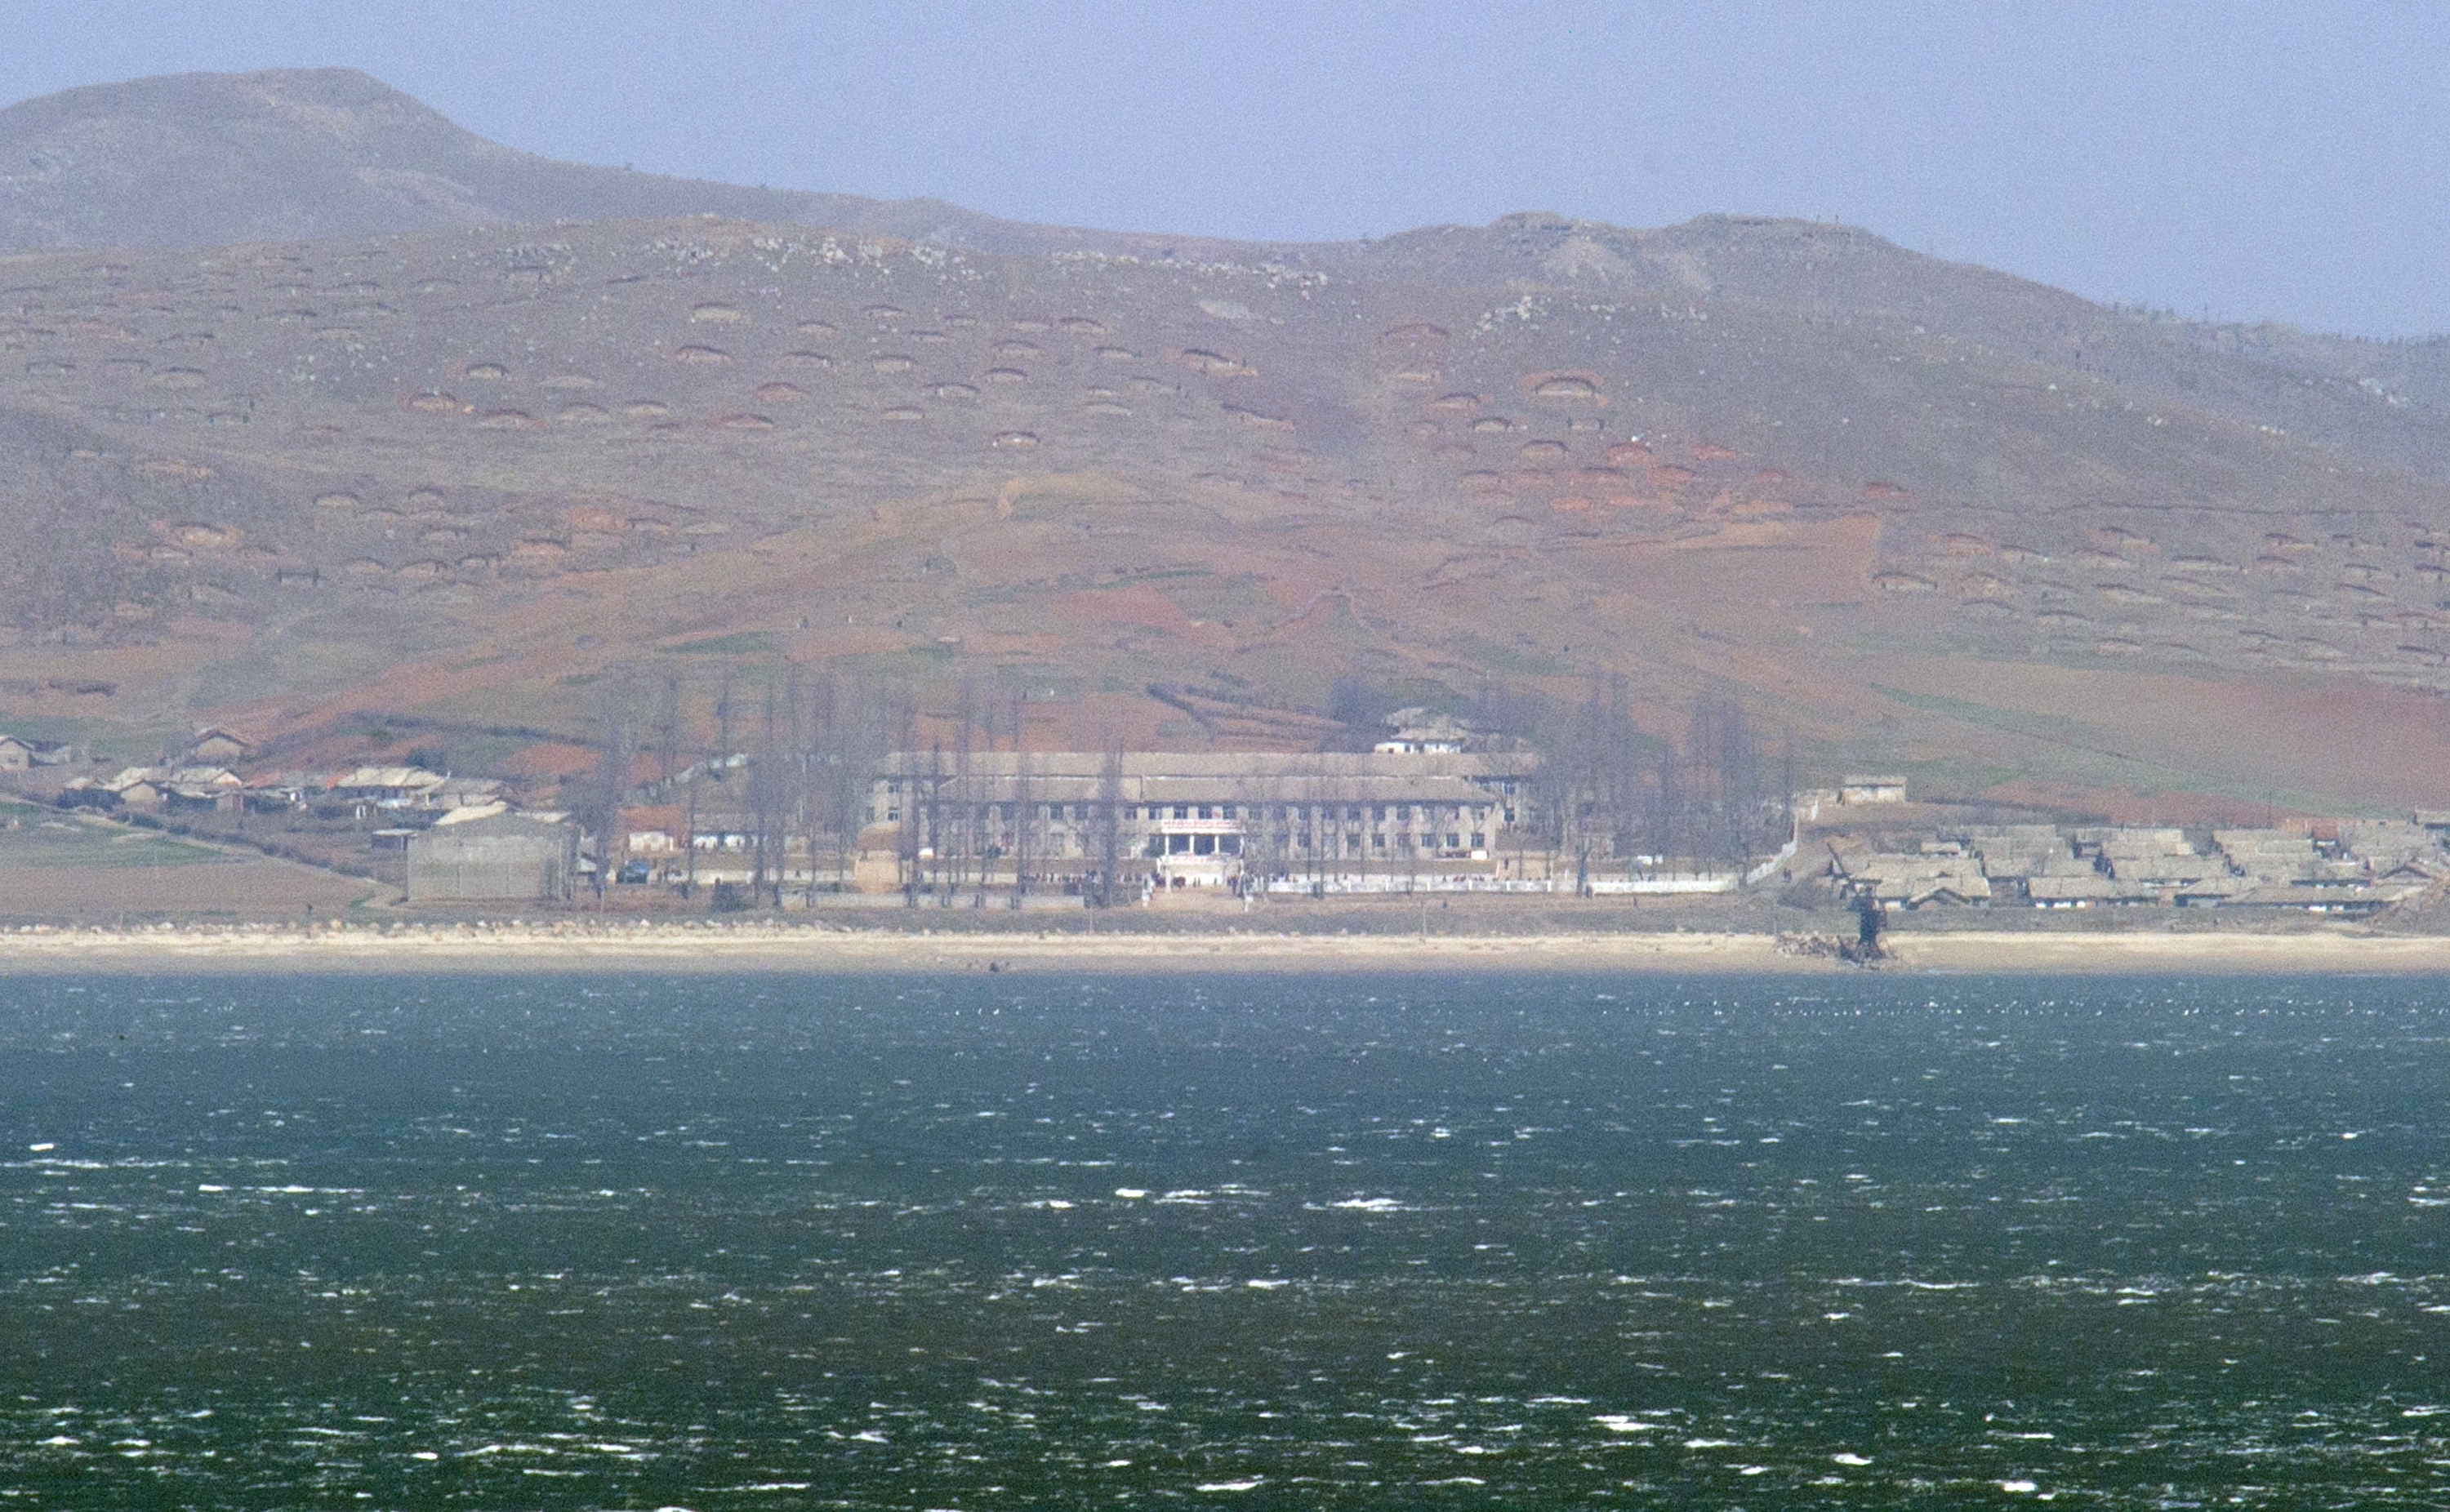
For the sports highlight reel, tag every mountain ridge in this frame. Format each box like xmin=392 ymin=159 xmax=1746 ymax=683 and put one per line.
xmin=5 ymin=69 xmax=2450 ymax=818
xmin=11 ymin=65 xmax=2445 ymax=420
xmin=0 ymin=66 xmax=1343 ymax=264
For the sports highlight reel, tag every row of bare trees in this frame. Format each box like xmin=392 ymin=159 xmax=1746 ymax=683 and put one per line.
xmin=572 ymin=669 xmax=1156 ymax=907
xmin=886 ymin=737 xmax=1141 ymax=907
xmin=571 ymin=661 xmax=1794 ymax=904
xmin=1524 ymin=676 xmax=1793 ymax=878
xmin=573 ymin=667 xmax=911 ymax=906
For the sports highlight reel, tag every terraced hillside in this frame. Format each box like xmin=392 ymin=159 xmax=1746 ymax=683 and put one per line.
xmin=3 ymin=69 xmax=2449 ymax=816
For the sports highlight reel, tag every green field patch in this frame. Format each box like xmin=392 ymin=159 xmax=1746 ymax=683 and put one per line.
xmin=667 ymin=631 xmax=777 ymax=656
xmin=1445 ymin=633 xmax=1575 ymax=678
xmin=0 ymin=810 xmax=229 ymax=869
xmin=1869 ymin=683 xmax=2356 ymax=813
xmin=0 ymin=714 xmax=97 ymax=745
xmin=1873 ymin=684 xmax=2109 ymax=746
xmin=1153 ymin=572 xmax=1272 ymax=625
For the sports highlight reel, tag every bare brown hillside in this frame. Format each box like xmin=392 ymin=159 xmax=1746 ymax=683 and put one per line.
xmin=0 ymin=68 xmax=1285 ymax=260
xmin=3 ymin=72 xmax=2450 ymax=815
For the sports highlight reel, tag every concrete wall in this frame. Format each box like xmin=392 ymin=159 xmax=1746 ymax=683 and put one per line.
xmin=406 ymin=820 xmax=577 ymax=901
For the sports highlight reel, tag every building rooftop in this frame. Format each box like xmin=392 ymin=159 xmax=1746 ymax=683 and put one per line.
xmin=879 ymin=750 xmax=1531 ymax=780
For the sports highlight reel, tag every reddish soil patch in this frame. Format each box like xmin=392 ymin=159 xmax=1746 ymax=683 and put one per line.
xmin=1872 ymin=655 xmax=2450 ymax=811
xmin=1056 ymin=584 xmax=1206 ymax=638
xmin=501 ymin=742 xmax=599 ymax=780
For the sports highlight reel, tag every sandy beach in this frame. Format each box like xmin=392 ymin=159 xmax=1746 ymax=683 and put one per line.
xmin=0 ymin=920 xmax=2446 ymax=973
xmin=1877 ymin=928 xmax=2450 ymax=974
xmin=0 ymin=921 xmax=1801 ymax=974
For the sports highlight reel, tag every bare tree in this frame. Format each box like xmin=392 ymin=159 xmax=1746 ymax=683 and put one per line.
xmin=1679 ymin=694 xmax=1766 ymax=868
xmin=815 ymin=672 xmax=897 ymax=896
xmin=655 ymin=669 xmax=682 ymax=788
xmin=786 ymin=665 xmax=814 ymax=907
xmin=1298 ymin=776 xmax=1328 ymax=896
xmin=893 ymin=748 xmax=919 ymax=905
xmin=1236 ymin=772 xmax=1281 ymax=901
xmin=582 ymin=675 xmax=635 ymax=905
xmin=1403 ymin=793 xmax=1423 ymax=896
xmin=750 ymin=684 xmax=780 ymax=908
xmin=682 ymin=754 xmax=700 ymax=901
xmin=920 ymin=741 xmax=947 ymax=902
xmin=1010 ymin=690 xmax=1033 ymax=907
xmin=953 ymin=675 xmax=978 ymax=895
xmin=1093 ymin=741 xmax=1125 ymax=907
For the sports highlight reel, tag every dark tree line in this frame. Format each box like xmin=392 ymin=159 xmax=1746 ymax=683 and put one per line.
xmin=575 ymin=665 xmax=1154 ymax=909
xmin=573 ymin=665 xmax=909 ymax=905
xmin=1525 ymin=678 xmax=1791 ymax=878
xmin=890 ymin=687 xmax=1137 ymax=909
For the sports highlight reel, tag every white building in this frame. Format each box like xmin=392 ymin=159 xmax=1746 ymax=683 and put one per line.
xmin=1838 ymin=775 xmax=1908 ymax=805
xmin=869 ymin=749 xmax=1535 ymax=893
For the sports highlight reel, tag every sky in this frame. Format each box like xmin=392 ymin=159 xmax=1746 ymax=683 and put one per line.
xmin=3 ymin=0 xmax=2445 ymax=338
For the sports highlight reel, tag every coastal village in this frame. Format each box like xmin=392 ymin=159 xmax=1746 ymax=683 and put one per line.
xmin=1816 ymin=812 xmax=2443 ymax=916
xmin=3 ymin=715 xmax=2446 ymax=922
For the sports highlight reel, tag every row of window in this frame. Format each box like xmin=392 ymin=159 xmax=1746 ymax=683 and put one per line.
xmin=877 ymin=830 xmax=1499 ymax=862
xmin=871 ymin=799 xmax=1500 ymax=825
xmin=1152 ymin=832 xmax=1489 ymax=857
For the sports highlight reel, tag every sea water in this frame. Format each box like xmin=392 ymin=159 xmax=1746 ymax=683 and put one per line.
xmin=2 ymin=972 xmax=2446 ymax=1508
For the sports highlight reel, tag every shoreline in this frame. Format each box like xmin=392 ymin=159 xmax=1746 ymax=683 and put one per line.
xmin=0 ymin=921 xmax=2448 ymax=974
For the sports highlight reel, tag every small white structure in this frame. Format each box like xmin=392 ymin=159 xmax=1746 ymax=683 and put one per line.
xmin=1838 ymin=775 xmax=1908 ymax=805
xmin=1373 ymin=708 xmax=1471 ymax=754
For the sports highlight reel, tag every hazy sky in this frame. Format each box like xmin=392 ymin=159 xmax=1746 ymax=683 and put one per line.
xmin=5 ymin=1 xmax=2444 ymax=338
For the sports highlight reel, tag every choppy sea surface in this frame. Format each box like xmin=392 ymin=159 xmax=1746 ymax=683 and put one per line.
xmin=3 ymin=972 xmax=2448 ymax=1509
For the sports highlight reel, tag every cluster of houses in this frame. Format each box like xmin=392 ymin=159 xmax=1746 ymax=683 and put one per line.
xmin=47 ymin=727 xmax=507 ymax=824
xmin=1826 ymin=820 xmax=2448 ymax=914
xmin=0 ymin=734 xmax=85 ymax=772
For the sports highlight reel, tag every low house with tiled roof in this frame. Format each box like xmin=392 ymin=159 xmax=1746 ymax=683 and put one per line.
xmin=181 ymin=727 xmax=252 ymax=764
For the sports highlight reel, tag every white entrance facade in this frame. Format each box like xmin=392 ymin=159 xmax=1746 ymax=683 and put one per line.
xmin=1149 ymin=807 xmax=1245 ymax=890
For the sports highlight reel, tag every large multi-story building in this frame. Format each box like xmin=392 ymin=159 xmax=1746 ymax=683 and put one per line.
xmin=866 ymin=749 xmax=1537 ymax=892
